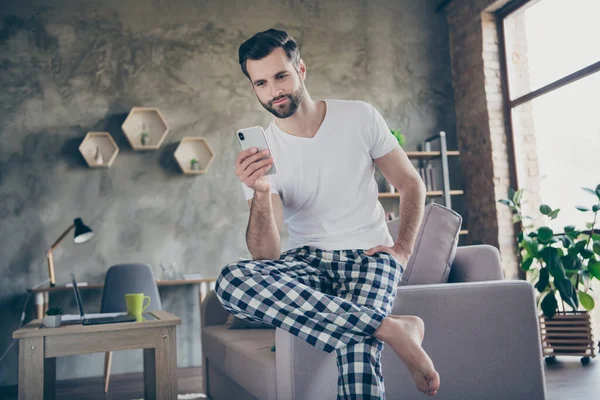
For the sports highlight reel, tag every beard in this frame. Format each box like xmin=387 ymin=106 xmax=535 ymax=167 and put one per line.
xmin=260 ymin=85 xmax=306 ymax=119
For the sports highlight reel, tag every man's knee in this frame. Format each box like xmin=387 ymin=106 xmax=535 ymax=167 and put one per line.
xmin=215 ymin=261 xmax=245 ymax=302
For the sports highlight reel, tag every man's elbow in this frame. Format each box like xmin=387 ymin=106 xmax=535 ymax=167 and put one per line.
xmin=398 ymin=176 xmax=426 ymax=198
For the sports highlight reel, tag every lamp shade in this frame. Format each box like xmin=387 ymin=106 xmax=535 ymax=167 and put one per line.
xmin=73 ymin=217 xmax=94 ymax=243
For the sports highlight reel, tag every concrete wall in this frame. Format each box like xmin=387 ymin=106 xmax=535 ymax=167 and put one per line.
xmin=0 ymin=0 xmax=457 ymax=386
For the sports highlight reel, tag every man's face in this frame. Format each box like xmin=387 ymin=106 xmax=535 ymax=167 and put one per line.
xmin=246 ymin=47 xmax=306 ymax=119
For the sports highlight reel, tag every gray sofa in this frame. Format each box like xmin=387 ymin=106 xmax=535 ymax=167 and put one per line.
xmin=202 ymin=242 xmax=546 ymax=399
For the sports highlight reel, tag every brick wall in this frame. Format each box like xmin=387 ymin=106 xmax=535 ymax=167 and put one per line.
xmin=443 ymin=0 xmax=519 ymax=278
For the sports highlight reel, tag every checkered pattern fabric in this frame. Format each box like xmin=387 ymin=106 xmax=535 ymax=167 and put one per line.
xmin=215 ymin=245 xmax=403 ymax=399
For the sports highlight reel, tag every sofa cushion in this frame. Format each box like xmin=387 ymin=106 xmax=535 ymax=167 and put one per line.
xmin=388 ymin=203 xmax=461 ymax=286
xmin=202 ymin=324 xmax=277 ymax=400
xmin=230 ymin=315 xmax=275 ymax=329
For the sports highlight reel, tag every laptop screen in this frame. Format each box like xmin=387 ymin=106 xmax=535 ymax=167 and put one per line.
xmin=70 ymin=273 xmax=86 ymax=318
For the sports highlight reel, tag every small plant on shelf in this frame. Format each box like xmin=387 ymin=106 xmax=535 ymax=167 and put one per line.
xmin=45 ymin=307 xmax=63 ymax=316
xmin=190 ymin=158 xmax=199 ymax=171
xmin=44 ymin=307 xmax=64 ymax=328
xmin=390 ymin=129 xmax=405 ymax=147
xmin=140 ymin=131 xmax=150 ymax=146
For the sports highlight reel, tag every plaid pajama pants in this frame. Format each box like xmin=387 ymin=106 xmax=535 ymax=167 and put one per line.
xmin=215 ymin=245 xmax=404 ymax=399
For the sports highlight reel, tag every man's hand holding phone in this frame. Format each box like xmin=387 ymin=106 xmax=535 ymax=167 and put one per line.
xmin=235 ymin=147 xmax=274 ymax=193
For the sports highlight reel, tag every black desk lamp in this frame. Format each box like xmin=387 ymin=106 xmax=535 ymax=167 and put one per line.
xmin=46 ymin=218 xmax=94 ymax=287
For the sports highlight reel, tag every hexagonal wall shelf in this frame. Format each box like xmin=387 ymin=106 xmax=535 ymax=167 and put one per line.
xmin=174 ymin=137 xmax=215 ymax=175
xmin=121 ymin=107 xmax=169 ymax=151
xmin=79 ymin=132 xmax=119 ymax=168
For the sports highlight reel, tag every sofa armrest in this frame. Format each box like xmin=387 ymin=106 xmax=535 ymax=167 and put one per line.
xmin=448 ymin=244 xmax=504 ymax=282
xmin=201 ymin=290 xmax=230 ymax=328
xmin=276 ymin=281 xmax=546 ymax=400
xmin=276 ymin=328 xmax=337 ymax=400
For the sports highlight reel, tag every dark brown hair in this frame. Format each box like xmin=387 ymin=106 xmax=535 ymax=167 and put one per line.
xmin=238 ymin=29 xmax=300 ymax=80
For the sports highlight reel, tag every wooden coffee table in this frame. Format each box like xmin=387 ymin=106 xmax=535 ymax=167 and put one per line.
xmin=12 ymin=310 xmax=181 ymax=400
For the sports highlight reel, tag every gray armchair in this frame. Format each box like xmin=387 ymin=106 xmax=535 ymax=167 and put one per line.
xmin=201 ymin=243 xmax=546 ymax=399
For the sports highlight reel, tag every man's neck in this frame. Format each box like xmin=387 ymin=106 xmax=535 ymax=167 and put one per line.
xmin=274 ymin=95 xmax=326 ymax=138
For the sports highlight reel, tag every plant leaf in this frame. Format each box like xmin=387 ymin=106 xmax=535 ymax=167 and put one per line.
xmin=576 ymin=206 xmax=590 ymax=212
xmin=512 ymin=214 xmax=521 ymax=223
xmin=589 ymin=259 xmax=600 ymax=280
xmin=564 ymin=225 xmax=576 ymax=233
xmin=522 ymin=235 xmax=539 ymax=257
xmin=541 ymin=291 xmax=558 ymax=319
xmin=571 ymin=283 xmax=579 ymax=309
xmin=498 ymin=199 xmax=513 ymax=207
xmin=561 ymin=254 xmax=581 ymax=270
xmin=540 ymin=204 xmax=552 ymax=215
xmin=537 ymin=227 xmax=554 ymax=243
xmin=594 ymin=242 xmax=600 ymax=255
xmin=579 ymin=291 xmax=595 ymax=311
xmin=549 ymin=209 xmax=560 ymax=220
xmin=581 ymin=249 xmax=595 ymax=259
xmin=575 ymin=240 xmax=588 ymax=251
xmin=514 ymin=189 xmax=524 ymax=205
xmin=593 ymin=204 xmax=600 ymax=212
xmin=508 ymin=188 xmax=516 ymax=201
xmin=522 ymin=257 xmax=534 ymax=271
xmin=555 ymin=279 xmax=577 ymax=310
xmin=535 ymin=267 xmax=549 ymax=292
xmin=542 ymin=247 xmax=566 ymax=280
xmin=596 ymin=184 xmax=600 ymax=199
xmin=562 ymin=236 xmax=573 ymax=248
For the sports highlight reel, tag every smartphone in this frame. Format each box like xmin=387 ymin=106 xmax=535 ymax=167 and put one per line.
xmin=236 ymin=126 xmax=277 ymax=175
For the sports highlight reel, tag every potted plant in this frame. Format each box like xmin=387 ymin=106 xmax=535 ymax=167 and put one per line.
xmin=140 ymin=132 xmax=150 ymax=146
xmin=44 ymin=307 xmax=63 ymax=328
xmin=390 ymin=129 xmax=405 ymax=147
xmin=499 ymin=185 xmax=600 ymax=365
xmin=139 ymin=122 xmax=151 ymax=146
xmin=190 ymin=158 xmax=200 ymax=171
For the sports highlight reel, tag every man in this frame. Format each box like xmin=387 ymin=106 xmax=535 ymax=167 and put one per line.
xmin=216 ymin=28 xmax=440 ymax=399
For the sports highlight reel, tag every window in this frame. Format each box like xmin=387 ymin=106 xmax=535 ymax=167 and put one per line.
xmin=501 ymin=0 xmax=600 ymax=232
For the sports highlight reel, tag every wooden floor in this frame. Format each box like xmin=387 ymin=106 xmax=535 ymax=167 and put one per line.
xmin=1 ymin=367 xmax=204 ymax=400
xmin=2 ymin=359 xmax=600 ymax=399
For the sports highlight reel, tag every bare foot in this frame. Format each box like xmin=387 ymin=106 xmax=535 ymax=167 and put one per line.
xmin=375 ymin=315 xmax=440 ymax=396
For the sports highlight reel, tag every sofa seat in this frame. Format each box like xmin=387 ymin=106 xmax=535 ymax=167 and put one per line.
xmin=202 ymin=324 xmax=277 ymax=400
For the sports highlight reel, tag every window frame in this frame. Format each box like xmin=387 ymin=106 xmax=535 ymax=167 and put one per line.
xmin=496 ymin=0 xmax=600 ymax=189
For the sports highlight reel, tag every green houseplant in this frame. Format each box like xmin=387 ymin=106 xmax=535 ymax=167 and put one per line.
xmin=190 ymin=158 xmax=199 ymax=171
xmin=390 ymin=129 xmax=405 ymax=147
xmin=44 ymin=306 xmax=63 ymax=328
xmin=499 ymin=185 xmax=600 ymax=319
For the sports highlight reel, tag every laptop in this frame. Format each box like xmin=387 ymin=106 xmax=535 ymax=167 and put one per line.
xmin=70 ymin=273 xmax=137 ymax=325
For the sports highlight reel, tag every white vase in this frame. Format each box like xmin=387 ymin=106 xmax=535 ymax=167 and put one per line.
xmin=43 ymin=315 xmax=62 ymax=328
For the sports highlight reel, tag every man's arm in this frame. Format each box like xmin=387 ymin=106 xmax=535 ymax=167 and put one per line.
xmin=246 ymin=192 xmax=284 ymax=260
xmin=374 ymin=147 xmax=426 ymax=259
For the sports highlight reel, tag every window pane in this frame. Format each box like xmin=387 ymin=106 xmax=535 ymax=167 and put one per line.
xmin=504 ymin=0 xmax=600 ymax=100
xmin=511 ymin=71 xmax=600 ymax=232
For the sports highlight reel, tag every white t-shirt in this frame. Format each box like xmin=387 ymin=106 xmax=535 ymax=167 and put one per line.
xmin=242 ymin=99 xmax=399 ymax=251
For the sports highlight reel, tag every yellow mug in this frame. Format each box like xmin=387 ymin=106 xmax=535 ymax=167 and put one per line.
xmin=125 ymin=293 xmax=150 ymax=317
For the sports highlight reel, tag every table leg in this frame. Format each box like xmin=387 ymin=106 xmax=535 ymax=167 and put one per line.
xmin=44 ymin=357 xmax=56 ymax=400
xmin=143 ymin=348 xmax=156 ymax=399
xmin=144 ymin=326 xmax=177 ymax=400
xmin=19 ymin=337 xmax=44 ymax=400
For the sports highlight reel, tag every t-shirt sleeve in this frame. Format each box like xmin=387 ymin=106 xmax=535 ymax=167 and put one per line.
xmin=368 ymin=104 xmax=399 ymax=159
xmin=241 ymin=174 xmax=280 ymax=201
